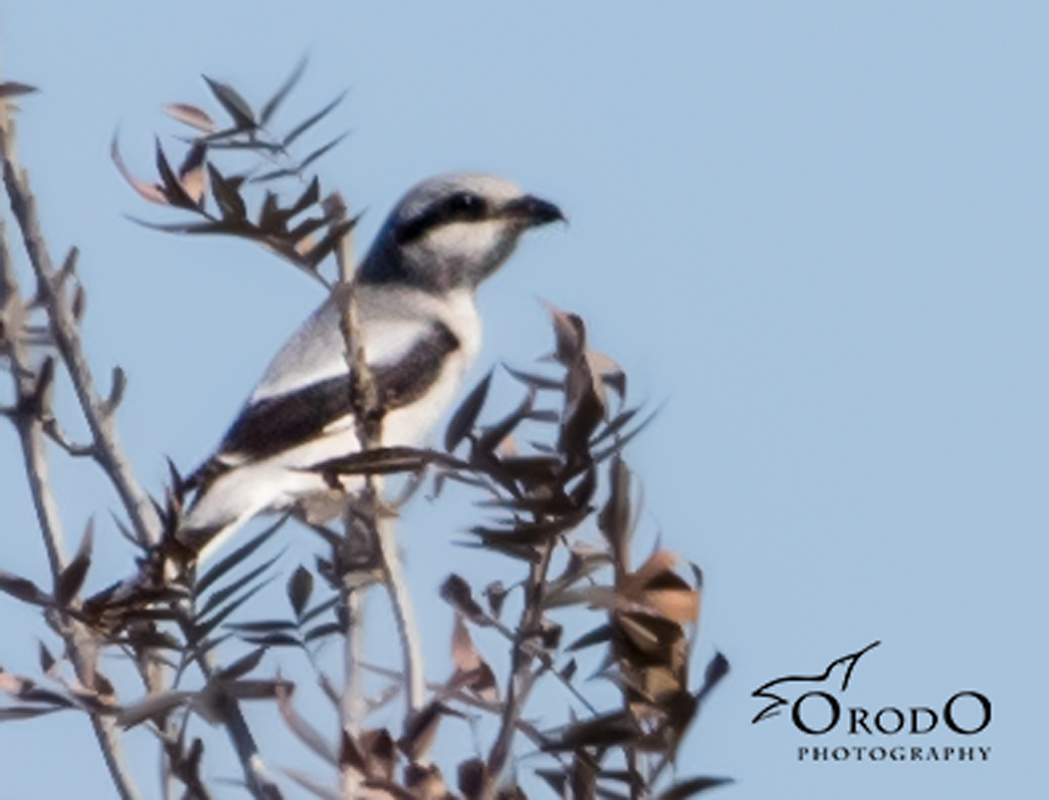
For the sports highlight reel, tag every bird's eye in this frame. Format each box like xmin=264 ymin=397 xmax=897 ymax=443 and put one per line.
xmin=444 ymin=192 xmax=487 ymax=220
xmin=394 ymin=191 xmax=490 ymax=246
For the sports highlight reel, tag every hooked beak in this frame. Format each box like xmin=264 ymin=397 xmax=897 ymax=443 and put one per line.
xmin=506 ymin=194 xmax=566 ymax=227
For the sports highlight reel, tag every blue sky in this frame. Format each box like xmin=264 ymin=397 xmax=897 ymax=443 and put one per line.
xmin=1 ymin=2 xmax=1046 ymax=798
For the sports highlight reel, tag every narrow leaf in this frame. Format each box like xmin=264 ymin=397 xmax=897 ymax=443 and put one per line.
xmin=503 ymin=364 xmax=563 ymax=391
xmin=304 ymin=215 xmax=359 ymax=269
xmin=110 ymin=135 xmax=167 ymax=205
xmin=286 ymin=176 xmax=321 ymax=220
xmin=302 ymin=621 xmax=341 ymax=643
xmin=0 ymin=706 xmax=64 ymax=722
xmin=298 ymin=132 xmax=349 ymax=170
xmin=125 ymin=217 xmax=227 ymax=235
xmin=398 ymin=702 xmax=445 ymax=763
xmin=193 ymin=574 xmax=276 ymax=643
xmin=542 ymin=711 xmax=637 ymax=751
xmin=217 ymin=647 xmax=266 ymax=681
xmin=439 ymin=575 xmax=486 ymax=623
xmin=567 ymin=624 xmax=612 ymax=652
xmin=202 ymin=75 xmax=257 ymax=129
xmin=299 ymin=594 xmax=339 ymax=625
xmin=226 ymin=620 xmax=298 ymax=634
xmin=0 ymin=572 xmax=50 ymax=606
xmin=445 ymin=371 xmax=492 ymax=452
xmin=227 ymin=678 xmax=294 ymax=700
xmin=241 ymin=632 xmax=303 ymax=648
xmin=283 ymin=91 xmax=346 ymax=146
xmin=0 ymin=82 xmax=38 ymax=98
xmin=251 ymin=166 xmax=299 ymax=183
xmin=261 ymin=56 xmax=308 ymax=124
xmin=546 ymin=303 xmax=587 ymax=365
xmin=37 ymin=642 xmax=56 ymax=675
xmin=591 ymin=407 xmax=640 ymax=447
xmin=287 ymin=566 xmax=313 ymax=618
xmin=177 ymin=141 xmax=208 ymax=206
xmin=154 ymin=138 xmax=196 ymax=209
xmin=55 ymin=519 xmax=94 ymax=607
xmin=698 ymin=652 xmax=730 ymax=700
xmin=655 ymin=777 xmax=734 ymax=800
xmin=560 ymin=659 xmax=578 ymax=682
xmin=196 ymin=514 xmax=286 ymax=595
xmin=162 ymin=103 xmax=217 ymax=133
xmin=257 ymin=191 xmax=284 ymax=231
xmin=198 ymin=551 xmax=283 ymax=619
xmin=592 ymin=405 xmax=663 ymax=465
xmin=206 ymin=163 xmax=248 ymax=221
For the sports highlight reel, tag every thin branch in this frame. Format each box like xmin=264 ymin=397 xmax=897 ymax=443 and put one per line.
xmin=341 ymin=588 xmax=365 ymax=731
xmin=0 ymin=124 xmax=160 ymax=547
xmin=330 ymin=193 xmax=426 ymax=730
xmin=376 ymin=508 xmax=425 ymax=717
xmin=332 ymin=193 xmax=366 ymax=743
xmin=42 ymin=415 xmax=96 ymax=457
xmin=217 ymin=693 xmax=284 ymax=800
xmin=483 ymin=541 xmax=556 ymax=797
xmin=2 ymin=233 xmax=67 ymax=576
xmin=1 ymin=193 xmax=142 ymax=800
xmin=184 ymin=635 xmax=283 ymax=800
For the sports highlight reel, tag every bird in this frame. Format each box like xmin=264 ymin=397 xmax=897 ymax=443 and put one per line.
xmin=175 ymin=172 xmax=564 ymax=562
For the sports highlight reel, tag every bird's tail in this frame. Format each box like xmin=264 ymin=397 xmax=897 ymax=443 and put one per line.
xmin=176 ymin=475 xmax=272 ymax=563
xmin=174 ymin=452 xmax=335 ymax=562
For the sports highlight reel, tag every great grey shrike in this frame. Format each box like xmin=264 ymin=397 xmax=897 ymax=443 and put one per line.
xmin=176 ymin=172 xmax=563 ymax=561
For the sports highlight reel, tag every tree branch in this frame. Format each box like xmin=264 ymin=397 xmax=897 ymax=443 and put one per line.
xmin=331 ymin=195 xmax=426 ymax=733
xmin=0 ymin=162 xmax=142 ymax=800
xmin=0 ymin=121 xmax=160 ymax=548
xmin=483 ymin=541 xmax=556 ymax=796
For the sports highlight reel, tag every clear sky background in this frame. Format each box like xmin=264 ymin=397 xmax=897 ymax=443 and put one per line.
xmin=1 ymin=2 xmax=1046 ymax=798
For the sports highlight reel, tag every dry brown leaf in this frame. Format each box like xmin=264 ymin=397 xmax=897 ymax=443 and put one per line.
xmin=620 ymin=551 xmax=700 ymax=625
xmin=638 ymin=664 xmax=687 ymax=705
xmin=399 ymin=702 xmax=444 ymax=764
xmin=617 ymin=613 xmax=664 ymax=655
xmin=178 ymin=142 xmax=208 ymax=205
xmin=451 ymin=614 xmax=481 ymax=674
xmin=0 ymin=670 xmax=26 ymax=694
xmin=360 ymin=729 xmax=397 ymax=781
xmin=162 ymin=102 xmax=217 ymax=133
xmin=111 ymin=136 xmax=168 ymax=205
xmin=405 ymin=763 xmax=449 ymax=800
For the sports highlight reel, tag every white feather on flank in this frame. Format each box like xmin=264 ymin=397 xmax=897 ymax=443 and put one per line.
xmin=180 ymin=288 xmax=481 ymax=561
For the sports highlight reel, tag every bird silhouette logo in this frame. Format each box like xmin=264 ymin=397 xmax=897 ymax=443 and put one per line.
xmin=751 ymin=640 xmax=881 ymax=724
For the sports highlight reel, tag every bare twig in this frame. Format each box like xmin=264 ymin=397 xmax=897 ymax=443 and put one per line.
xmin=333 ymin=198 xmax=371 ymax=798
xmin=0 ymin=122 xmax=160 ymax=547
xmin=483 ymin=541 xmax=556 ymax=797
xmin=180 ymin=628 xmax=283 ymax=800
xmin=0 ymin=122 xmax=142 ymax=800
xmin=214 ymin=686 xmax=284 ymax=800
xmin=3 ymin=97 xmax=275 ymax=800
xmin=330 ymin=193 xmax=426 ymax=734
xmin=376 ymin=509 xmax=425 ymax=718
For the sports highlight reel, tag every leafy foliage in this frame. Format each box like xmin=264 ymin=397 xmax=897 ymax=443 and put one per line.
xmin=0 ymin=62 xmax=729 ymax=800
xmin=112 ymin=58 xmax=354 ymax=283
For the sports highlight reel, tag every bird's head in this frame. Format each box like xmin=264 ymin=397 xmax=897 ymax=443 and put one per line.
xmin=360 ymin=173 xmax=564 ymax=293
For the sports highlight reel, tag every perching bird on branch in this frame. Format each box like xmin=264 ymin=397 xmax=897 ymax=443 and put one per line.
xmin=177 ymin=173 xmax=564 ymax=561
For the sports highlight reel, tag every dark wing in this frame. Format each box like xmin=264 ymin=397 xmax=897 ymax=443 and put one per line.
xmin=184 ymin=320 xmax=460 ymax=491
